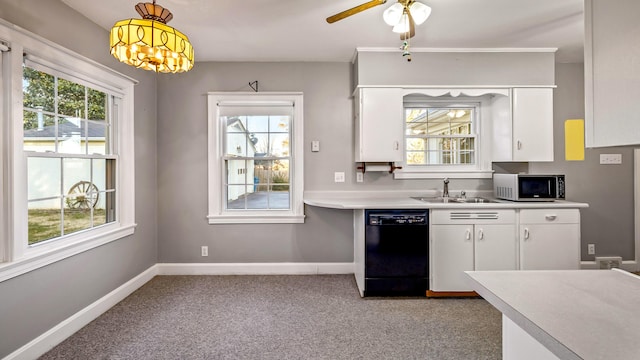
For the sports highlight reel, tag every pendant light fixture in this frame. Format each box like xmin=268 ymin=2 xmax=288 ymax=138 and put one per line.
xmin=110 ymin=1 xmax=194 ymax=73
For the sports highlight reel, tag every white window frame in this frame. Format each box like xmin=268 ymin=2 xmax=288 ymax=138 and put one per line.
xmin=394 ymin=88 xmax=508 ymax=179
xmin=207 ymin=92 xmax=305 ymax=224
xmin=0 ymin=20 xmax=137 ymax=282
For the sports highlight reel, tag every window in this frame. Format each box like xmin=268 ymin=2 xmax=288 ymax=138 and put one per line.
xmin=0 ymin=22 xmax=136 ymax=281
xmin=405 ymin=105 xmax=477 ymax=166
xmin=207 ymin=93 xmax=304 ymax=224
xmin=395 ymin=89 xmax=508 ymax=179
xmin=23 ymin=65 xmax=116 ymax=245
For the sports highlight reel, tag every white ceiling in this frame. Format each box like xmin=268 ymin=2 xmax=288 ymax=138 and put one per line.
xmin=61 ymin=0 xmax=584 ymax=63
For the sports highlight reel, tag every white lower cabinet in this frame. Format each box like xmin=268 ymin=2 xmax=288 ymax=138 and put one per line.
xmin=519 ymin=209 xmax=581 ymax=270
xmin=430 ymin=210 xmax=517 ymax=292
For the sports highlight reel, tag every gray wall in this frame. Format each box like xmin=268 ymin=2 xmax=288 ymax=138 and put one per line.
xmin=0 ymin=0 xmax=157 ymax=357
xmin=155 ymin=62 xmax=500 ymax=263
xmin=531 ymin=63 xmax=636 ymax=261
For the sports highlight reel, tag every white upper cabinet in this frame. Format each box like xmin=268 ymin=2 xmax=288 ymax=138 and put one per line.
xmin=585 ymin=0 xmax=640 ymax=147
xmin=354 ymin=87 xmax=404 ymax=162
xmin=493 ymin=88 xmax=554 ymax=162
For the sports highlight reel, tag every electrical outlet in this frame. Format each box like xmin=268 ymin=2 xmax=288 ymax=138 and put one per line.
xmin=356 ymin=172 xmax=364 ymax=183
xmin=587 ymin=244 xmax=595 ymax=255
xmin=201 ymin=246 xmax=208 ymax=257
xmin=311 ymin=140 xmax=320 ymax=152
xmin=334 ymin=172 xmax=345 ymax=183
xmin=600 ymin=154 xmax=622 ymax=164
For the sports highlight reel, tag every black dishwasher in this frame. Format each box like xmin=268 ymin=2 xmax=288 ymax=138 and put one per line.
xmin=365 ymin=209 xmax=429 ymax=296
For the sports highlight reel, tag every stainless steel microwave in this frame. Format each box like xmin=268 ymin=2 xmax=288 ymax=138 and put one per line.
xmin=493 ymin=174 xmax=565 ymax=201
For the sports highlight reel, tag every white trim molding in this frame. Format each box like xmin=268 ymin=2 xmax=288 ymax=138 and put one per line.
xmin=157 ymin=262 xmax=354 ymax=275
xmin=206 ymin=92 xmax=305 ymax=224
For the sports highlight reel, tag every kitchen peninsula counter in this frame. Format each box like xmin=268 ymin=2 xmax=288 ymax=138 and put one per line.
xmin=303 ymin=191 xmax=589 ymax=209
xmin=465 ymin=269 xmax=640 ymax=360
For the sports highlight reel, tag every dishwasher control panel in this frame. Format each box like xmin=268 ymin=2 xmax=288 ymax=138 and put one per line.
xmin=368 ymin=213 xmax=428 ymax=225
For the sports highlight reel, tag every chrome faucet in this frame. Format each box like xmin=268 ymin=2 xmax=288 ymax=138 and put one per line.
xmin=443 ymin=178 xmax=450 ymax=198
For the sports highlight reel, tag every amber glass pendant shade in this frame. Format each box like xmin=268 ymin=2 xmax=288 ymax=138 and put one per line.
xmin=110 ymin=1 xmax=194 ymax=73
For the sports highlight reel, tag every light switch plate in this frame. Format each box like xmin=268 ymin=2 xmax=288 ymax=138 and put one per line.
xmin=334 ymin=172 xmax=345 ymax=183
xmin=356 ymin=172 xmax=364 ymax=183
xmin=311 ymin=140 xmax=320 ymax=152
xmin=600 ymin=154 xmax=622 ymax=164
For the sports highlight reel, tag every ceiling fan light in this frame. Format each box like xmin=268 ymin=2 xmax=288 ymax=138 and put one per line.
xmin=383 ymin=3 xmax=404 ymax=26
xmin=409 ymin=2 xmax=432 ymax=25
xmin=392 ymin=13 xmax=410 ymax=33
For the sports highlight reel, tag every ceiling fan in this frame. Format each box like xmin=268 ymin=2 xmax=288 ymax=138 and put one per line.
xmin=326 ymin=0 xmax=432 ymax=40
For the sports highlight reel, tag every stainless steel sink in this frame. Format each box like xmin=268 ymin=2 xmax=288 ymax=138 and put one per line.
xmin=411 ymin=196 xmax=498 ymax=204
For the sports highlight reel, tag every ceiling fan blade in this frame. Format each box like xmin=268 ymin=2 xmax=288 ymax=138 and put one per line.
xmin=326 ymin=0 xmax=387 ymax=24
xmin=400 ymin=10 xmax=416 ymax=40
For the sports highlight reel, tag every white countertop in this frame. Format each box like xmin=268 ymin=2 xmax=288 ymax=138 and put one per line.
xmin=465 ymin=269 xmax=640 ymax=360
xmin=303 ymin=191 xmax=589 ymax=209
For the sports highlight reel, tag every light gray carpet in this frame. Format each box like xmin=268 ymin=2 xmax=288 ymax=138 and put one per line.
xmin=40 ymin=275 xmax=501 ymax=359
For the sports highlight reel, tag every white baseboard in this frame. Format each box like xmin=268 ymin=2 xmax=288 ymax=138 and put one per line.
xmin=157 ymin=262 xmax=355 ymax=275
xmin=6 ymin=262 xmax=354 ymax=360
xmin=580 ymin=260 xmax=638 ymax=272
xmin=5 ymin=265 xmax=159 ymax=360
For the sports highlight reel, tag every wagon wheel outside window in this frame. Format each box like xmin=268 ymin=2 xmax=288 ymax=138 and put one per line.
xmin=66 ymin=181 xmax=99 ymax=209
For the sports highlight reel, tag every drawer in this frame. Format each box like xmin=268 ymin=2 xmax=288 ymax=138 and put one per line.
xmin=431 ymin=209 xmax=515 ymax=225
xmin=519 ymin=209 xmax=580 ymax=224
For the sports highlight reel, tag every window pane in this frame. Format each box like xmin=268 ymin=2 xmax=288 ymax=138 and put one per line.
xmin=58 ymin=118 xmax=86 ymax=154
xmin=226 ymin=159 xmax=249 ymax=185
xmin=28 ymin=157 xmax=61 ymax=200
xmin=87 ymin=88 xmax=107 ymax=122
xmin=406 ymin=121 xmax=427 ymax=135
xmin=226 ymin=134 xmax=248 ymax=156
xmin=270 ymin=133 xmax=290 ymax=157
xmin=225 ymin=117 xmax=248 ymax=133
xmin=28 ymin=200 xmax=62 ymax=245
xmin=407 ymin=151 xmax=426 ymax=165
xmin=63 ymin=207 xmax=93 ymax=236
xmin=268 ymin=188 xmax=290 ymax=209
xmin=252 ymin=133 xmax=269 ymax=155
xmin=24 ymin=110 xmax=56 ymax=152
xmin=246 ymin=116 xmax=268 ymax=132
xmin=269 ymin=116 xmax=289 ymax=133
xmin=57 ymin=78 xmax=86 ymax=118
xmin=23 ymin=66 xmax=55 ymax=112
xmin=406 ymin=138 xmax=425 ymax=151
xmin=92 ymin=159 xmax=106 ymax=191
xmin=86 ymin=122 xmax=108 ymax=155
xmin=271 ymin=160 xmax=289 ymax=189
xmin=63 ymin=159 xmax=96 ymax=210
xmin=226 ymin=185 xmax=248 ymax=209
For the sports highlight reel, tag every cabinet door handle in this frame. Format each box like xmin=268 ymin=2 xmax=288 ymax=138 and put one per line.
xmin=477 ymin=228 xmax=484 ymax=240
xmin=393 ymin=141 xmax=399 ymax=151
xmin=465 ymin=229 xmax=471 ymax=240
xmin=545 ymin=215 xmax=557 ymax=221
xmin=517 ymin=140 xmax=522 ymax=150
xmin=524 ymin=228 xmax=530 ymax=240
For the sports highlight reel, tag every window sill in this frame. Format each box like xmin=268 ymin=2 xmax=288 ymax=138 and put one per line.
xmin=393 ymin=169 xmax=494 ymax=179
xmin=0 ymin=224 xmax=136 ymax=283
xmin=207 ymin=214 xmax=305 ymax=224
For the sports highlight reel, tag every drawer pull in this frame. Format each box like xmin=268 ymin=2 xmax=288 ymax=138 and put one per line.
xmin=524 ymin=228 xmax=530 ymax=240
xmin=465 ymin=229 xmax=471 ymax=240
xmin=545 ymin=215 xmax=557 ymax=221
xmin=478 ymin=228 xmax=484 ymax=240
